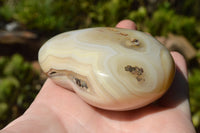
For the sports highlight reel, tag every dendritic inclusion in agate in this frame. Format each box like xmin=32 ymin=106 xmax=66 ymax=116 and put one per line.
xmin=38 ymin=27 xmax=175 ymax=111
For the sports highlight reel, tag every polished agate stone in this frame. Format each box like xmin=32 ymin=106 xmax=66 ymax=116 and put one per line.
xmin=38 ymin=27 xmax=175 ymax=111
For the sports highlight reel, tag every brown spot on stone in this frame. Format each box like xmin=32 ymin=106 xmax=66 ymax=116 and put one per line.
xmin=123 ymin=38 xmax=141 ymax=49
xmin=119 ymin=32 xmax=128 ymax=36
xmin=125 ymin=65 xmax=144 ymax=82
xmin=125 ymin=65 xmax=143 ymax=75
xmin=131 ymin=39 xmax=140 ymax=46
xmin=46 ymin=68 xmax=90 ymax=91
xmin=73 ymin=77 xmax=88 ymax=89
xmin=106 ymin=28 xmax=118 ymax=32
xmin=136 ymin=76 xmax=143 ymax=81
xmin=49 ymin=71 xmax=57 ymax=75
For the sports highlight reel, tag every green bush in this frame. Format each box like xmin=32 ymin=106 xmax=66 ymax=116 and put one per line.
xmin=0 ymin=0 xmax=199 ymax=44
xmin=146 ymin=3 xmax=198 ymax=44
xmin=0 ymin=0 xmax=138 ymax=32
xmin=189 ymin=69 xmax=200 ymax=128
xmin=0 ymin=0 xmax=67 ymax=32
xmin=0 ymin=54 xmax=41 ymax=129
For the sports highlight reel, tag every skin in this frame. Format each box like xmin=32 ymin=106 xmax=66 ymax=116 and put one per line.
xmin=1 ymin=20 xmax=196 ymax=133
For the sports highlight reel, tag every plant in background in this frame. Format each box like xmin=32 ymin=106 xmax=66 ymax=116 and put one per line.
xmin=0 ymin=0 xmax=199 ymax=44
xmin=128 ymin=6 xmax=147 ymax=30
xmin=189 ymin=69 xmax=200 ymax=129
xmin=146 ymin=2 xmax=198 ymax=44
xmin=0 ymin=0 xmax=138 ymax=32
xmin=0 ymin=54 xmax=41 ymax=129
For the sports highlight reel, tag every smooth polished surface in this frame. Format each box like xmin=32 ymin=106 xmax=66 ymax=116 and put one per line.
xmin=38 ymin=27 xmax=175 ymax=110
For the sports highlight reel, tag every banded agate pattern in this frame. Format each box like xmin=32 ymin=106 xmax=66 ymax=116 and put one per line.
xmin=38 ymin=27 xmax=175 ymax=110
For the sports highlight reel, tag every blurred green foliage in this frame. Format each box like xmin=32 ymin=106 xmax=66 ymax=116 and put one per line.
xmin=0 ymin=54 xmax=40 ymax=128
xmin=0 ymin=0 xmax=200 ymax=131
xmin=146 ymin=3 xmax=198 ymax=45
xmin=189 ymin=69 xmax=200 ymax=128
xmin=0 ymin=0 xmax=199 ymax=46
xmin=0 ymin=0 xmax=138 ymax=31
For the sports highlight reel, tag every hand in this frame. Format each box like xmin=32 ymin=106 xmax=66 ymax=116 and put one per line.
xmin=1 ymin=20 xmax=195 ymax=133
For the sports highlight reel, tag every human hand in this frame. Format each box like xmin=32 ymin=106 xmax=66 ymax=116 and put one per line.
xmin=1 ymin=20 xmax=196 ymax=133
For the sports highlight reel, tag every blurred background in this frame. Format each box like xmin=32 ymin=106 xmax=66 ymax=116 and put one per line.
xmin=0 ymin=0 xmax=200 ymax=131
